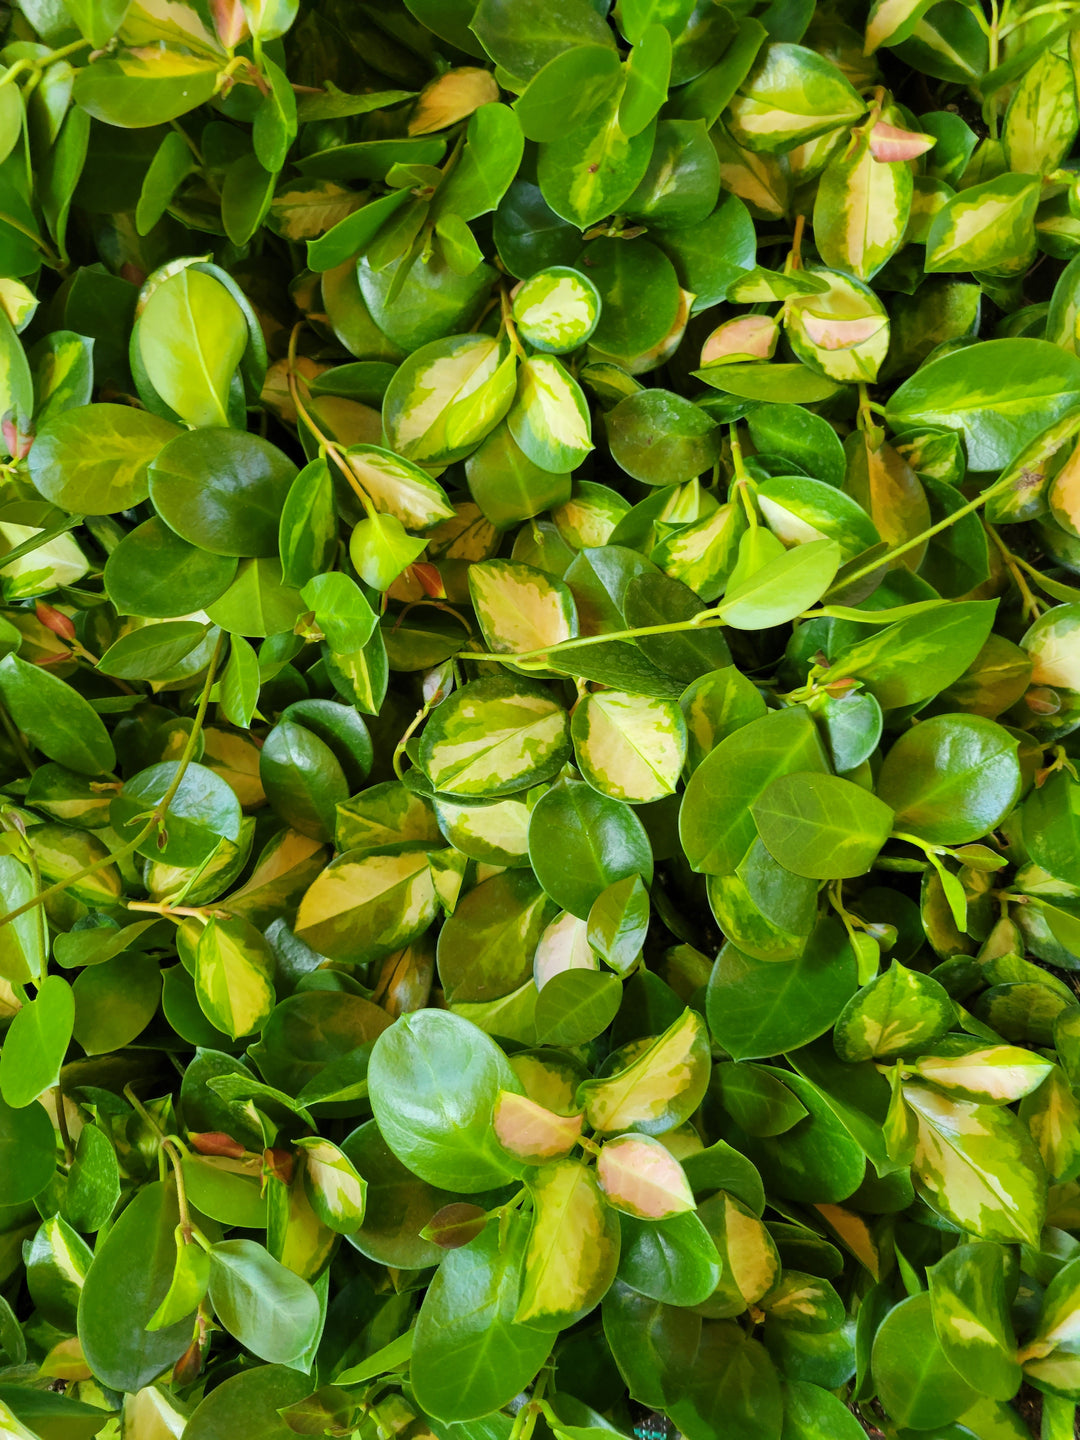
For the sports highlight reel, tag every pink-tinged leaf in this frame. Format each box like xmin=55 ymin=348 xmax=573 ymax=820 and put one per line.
xmin=493 ymin=1090 xmax=584 ymax=1165
xmin=799 ymin=311 xmax=889 ymax=351
xmin=421 ymin=1202 xmax=487 ymax=1249
xmin=596 ymin=1134 xmax=695 ymax=1218
xmin=869 ymin=122 xmax=936 ymax=164
xmin=210 ymin=0 xmax=250 ymax=46
xmin=700 ymin=315 xmax=779 ymax=367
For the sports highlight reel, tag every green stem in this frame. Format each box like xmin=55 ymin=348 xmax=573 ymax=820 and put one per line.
xmin=465 ymin=614 xmax=727 ymax=665
xmin=999 ymin=0 xmax=1078 ymax=32
xmin=0 ymin=701 xmax=35 ymax=774
xmin=828 ymin=469 xmax=1017 ymax=596
xmin=0 ymin=635 xmax=224 ymax=931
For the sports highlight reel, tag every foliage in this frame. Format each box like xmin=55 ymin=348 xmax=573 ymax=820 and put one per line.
xmin=0 ymin=0 xmax=1079 ymax=1438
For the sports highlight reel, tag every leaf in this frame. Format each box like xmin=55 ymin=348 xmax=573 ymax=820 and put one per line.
xmin=680 ymin=704 xmax=829 ymax=875
xmin=29 ymin=403 xmax=180 ymax=513
xmin=718 ymin=539 xmax=842 ymax=628
xmin=579 ymin=1008 xmax=711 ymax=1135
xmin=706 ymin=916 xmax=858 ymax=1061
xmin=411 ymin=1211 xmax=550 ymax=1422
xmin=885 ymin=340 xmax=1080 ymax=473
xmin=572 ymin=691 xmax=687 ymax=803
xmin=904 ymin=1082 xmax=1048 ymax=1245
xmin=420 ymin=675 xmax=571 ymax=797
xmin=0 ymin=976 xmax=73 ymax=1109
xmin=597 ymin=1135 xmax=695 ymax=1218
xmin=78 ymin=1182 xmax=192 ymax=1393
xmin=528 ymin=781 xmax=654 ymax=919
xmin=367 ymin=1009 xmax=521 ymax=1192
xmin=750 ymin=772 xmax=894 ymax=879
xmin=208 ymin=1240 xmax=320 ymax=1366
xmin=136 ymin=267 xmax=248 ymax=428
xmin=876 ymin=714 xmax=1021 ymax=845
xmin=195 ymin=917 xmax=276 ymax=1040
xmin=0 ymin=654 xmax=115 ymax=776
xmin=927 ymin=1243 xmax=1022 ymax=1400
xmin=516 ymin=1159 xmax=621 ymax=1329
xmin=872 ymin=1293 xmax=979 ymax=1431
xmin=725 ymin=42 xmax=865 ymax=153
xmin=469 ymin=558 xmax=578 ymax=655
xmin=834 ymin=961 xmax=955 ymax=1062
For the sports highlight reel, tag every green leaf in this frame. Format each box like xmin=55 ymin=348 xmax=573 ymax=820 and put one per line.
xmin=208 ymin=1240 xmax=320 ymax=1366
xmin=681 ymin=704 xmax=829 ymax=875
xmin=0 ymin=654 xmax=115 ymax=776
xmin=707 ymin=916 xmax=858 ymax=1061
xmin=528 ymin=781 xmax=654 ymax=919
xmin=78 ymin=1181 xmax=192 ymax=1393
xmin=872 ymin=1293 xmax=979 ymax=1431
xmin=368 ymin=1009 xmax=522 ymax=1192
xmin=750 ymin=772 xmax=894 ymax=880
xmin=0 ymin=975 xmax=73 ymax=1109
xmin=411 ymin=1210 xmax=551 ymax=1422
xmin=877 ymin=714 xmax=1021 ymax=845
xmin=136 ymin=267 xmax=249 ymax=429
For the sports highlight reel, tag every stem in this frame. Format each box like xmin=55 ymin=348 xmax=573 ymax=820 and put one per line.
xmin=0 ymin=701 xmax=36 ymax=773
xmin=786 ymin=214 xmax=805 ymax=272
xmin=392 ymin=702 xmax=431 ymax=781
xmin=169 ymin=119 xmax=205 ymax=166
xmin=285 ymin=323 xmax=376 ymax=518
xmin=465 ymin=614 xmax=727 ymax=665
xmin=56 ymin=1086 xmax=73 ymax=1167
xmin=0 ymin=635 xmax=224 ymax=931
xmin=999 ymin=0 xmax=1077 ymax=33
xmin=728 ymin=423 xmax=749 ymax=482
xmin=985 ymin=522 xmax=1042 ymax=620
xmin=499 ymin=286 xmax=527 ymax=361
xmin=127 ymin=900 xmax=213 ymax=921
xmin=829 ymin=469 xmax=1017 ymax=596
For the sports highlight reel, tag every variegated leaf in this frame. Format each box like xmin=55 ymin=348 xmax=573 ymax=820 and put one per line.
xmin=419 ymin=675 xmax=572 ymax=798
xmin=928 ymin=1242 xmax=1021 ymax=1401
xmin=533 ymin=911 xmax=598 ymax=989
xmin=382 ymin=335 xmax=514 ymax=465
xmin=296 ymin=1137 xmax=367 ymax=1234
xmin=345 ymin=445 xmax=456 ymax=529
xmin=912 ymin=1046 xmax=1056 ymax=1104
xmin=580 ymin=1008 xmax=711 ymax=1135
xmin=596 ymin=1134 xmax=695 ymax=1218
xmin=925 ymin=175 xmax=1041 ymax=278
xmin=813 ymin=132 xmax=912 ymax=280
xmin=515 ymin=1159 xmax=620 ymax=1330
xmin=294 ymin=850 xmax=438 ymax=962
xmin=493 ymin=1090 xmax=584 ymax=1165
xmin=468 ymin=558 xmax=578 ymax=655
xmin=507 ymin=356 xmax=593 ymax=474
xmin=511 ymin=267 xmax=601 ymax=355
xmin=904 ymin=1081 xmax=1048 ymax=1245
xmin=833 ymin=960 xmax=955 ymax=1062
xmin=785 ymin=269 xmax=889 ymax=383
xmin=571 ymin=690 xmax=687 ymax=803
xmin=725 ymin=43 xmax=866 ymax=154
